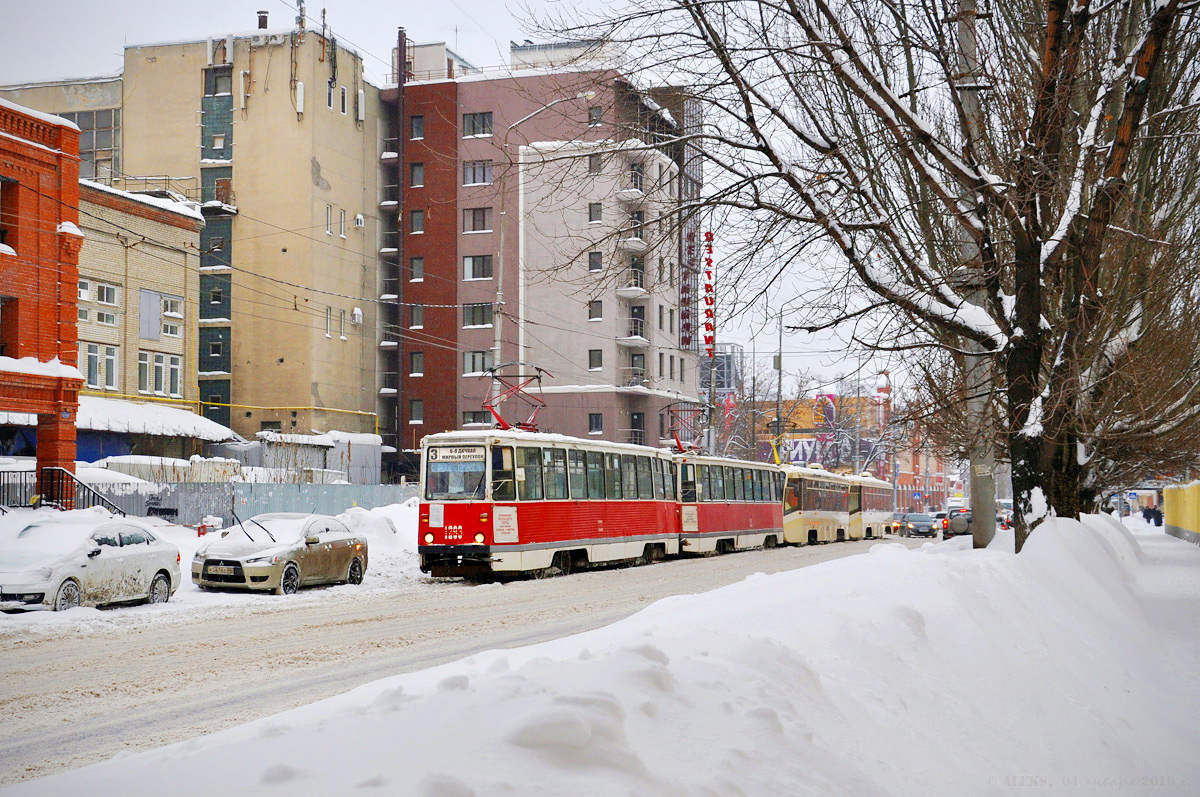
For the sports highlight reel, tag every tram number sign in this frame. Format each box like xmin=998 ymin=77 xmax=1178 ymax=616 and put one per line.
xmin=494 ymin=506 xmax=518 ymax=543
xmin=429 ymin=446 xmax=485 ymax=462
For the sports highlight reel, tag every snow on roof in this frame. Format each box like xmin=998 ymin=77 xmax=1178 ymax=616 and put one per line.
xmin=80 ymin=179 xmax=204 ymax=222
xmin=0 ymin=396 xmax=234 ymax=441
xmin=0 ymin=97 xmax=79 ymax=131
xmin=325 ymin=431 xmax=383 ymax=446
xmin=423 ymin=428 xmax=677 ymax=456
xmin=0 ymin=356 xmax=83 ymax=381
xmin=255 ymin=431 xmax=335 ymax=447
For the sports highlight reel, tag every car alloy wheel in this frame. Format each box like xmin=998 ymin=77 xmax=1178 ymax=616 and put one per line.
xmin=148 ymin=573 xmax=171 ymax=604
xmin=55 ymin=580 xmax=82 ymax=611
xmin=278 ymin=564 xmax=300 ymax=595
xmin=347 ymin=558 xmax=363 ymax=586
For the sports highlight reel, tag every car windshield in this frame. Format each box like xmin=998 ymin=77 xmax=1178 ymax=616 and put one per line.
xmin=233 ymin=519 xmax=305 ymax=544
xmin=908 ymin=514 xmax=933 ymax=522
xmin=425 ymin=446 xmax=487 ymax=500
xmin=0 ymin=523 xmax=95 ymax=570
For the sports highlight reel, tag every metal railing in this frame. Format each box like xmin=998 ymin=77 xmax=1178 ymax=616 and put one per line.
xmin=380 ymin=184 xmax=400 ymax=204
xmin=620 ymin=367 xmax=648 ymax=387
xmin=0 ymin=467 xmax=127 ymax=515
xmin=626 ymin=317 xmax=646 ymax=338
xmin=626 ymin=267 xmax=646 ymax=289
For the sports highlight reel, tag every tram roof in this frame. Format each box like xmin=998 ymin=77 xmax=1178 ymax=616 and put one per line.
xmin=421 ymin=429 xmax=674 ymax=456
xmin=783 ymin=464 xmax=851 ymax=482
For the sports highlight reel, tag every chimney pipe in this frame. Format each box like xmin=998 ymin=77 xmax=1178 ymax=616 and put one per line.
xmin=257 ymin=10 xmax=268 ymax=29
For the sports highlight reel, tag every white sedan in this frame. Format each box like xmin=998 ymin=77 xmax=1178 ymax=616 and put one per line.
xmin=0 ymin=518 xmax=181 ymax=611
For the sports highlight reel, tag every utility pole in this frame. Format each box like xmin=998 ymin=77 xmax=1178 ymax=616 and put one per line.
xmin=750 ymin=337 xmax=757 ymax=461
xmin=774 ymin=310 xmax=782 ymax=447
xmin=853 ymin=353 xmax=862 ymax=474
xmin=957 ymin=0 xmax=996 ymax=547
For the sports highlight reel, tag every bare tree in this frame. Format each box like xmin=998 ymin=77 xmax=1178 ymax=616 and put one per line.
xmin=537 ymin=0 xmax=1200 ymax=551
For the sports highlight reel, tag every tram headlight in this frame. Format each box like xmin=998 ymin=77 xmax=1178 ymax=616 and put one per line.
xmin=423 ymin=532 xmax=434 ymax=544
xmin=474 ymin=532 xmax=485 ymax=544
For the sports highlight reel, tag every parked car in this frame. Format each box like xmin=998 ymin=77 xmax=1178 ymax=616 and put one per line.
xmin=192 ymin=513 xmax=368 ymax=595
xmin=0 ymin=518 xmax=181 ymax=611
xmin=945 ymin=510 xmax=973 ymax=539
xmin=898 ymin=513 xmax=937 ymax=538
xmin=933 ymin=511 xmax=949 ymax=533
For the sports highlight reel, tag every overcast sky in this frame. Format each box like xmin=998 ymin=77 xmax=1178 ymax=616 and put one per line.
xmin=0 ymin=0 xmax=886 ymax=395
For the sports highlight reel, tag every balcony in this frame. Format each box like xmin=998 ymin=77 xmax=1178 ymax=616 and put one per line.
xmin=379 ymin=138 xmax=399 ymax=163
xmin=617 ymin=169 xmax=645 ymax=204
xmin=379 ymin=230 xmax=399 ymax=260
xmin=379 ymin=339 xmax=399 ymax=349
xmin=616 ymin=317 xmax=649 ymax=348
xmin=619 ymin=367 xmax=648 ymax=388
xmin=379 ymin=184 xmax=400 ymax=210
xmin=619 ymin=236 xmax=648 ymax=254
xmin=378 ymin=372 xmax=399 ymax=396
xmin=615 ymin=268 xmax=648 ymax=300
xmin=623 ymin=429 xmax=647 ymax=446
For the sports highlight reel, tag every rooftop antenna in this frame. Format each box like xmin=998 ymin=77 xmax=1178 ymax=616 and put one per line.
xmin=480 ymin=362 xmax=552 ymax=432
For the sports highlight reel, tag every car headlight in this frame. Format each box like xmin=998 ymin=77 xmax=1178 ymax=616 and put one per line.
xmin=193 ymin=552 xmax=205 ymax=563
xmin=907 ymin=523 xmax=914 ymax=528
xmin=244 ymin=555 xmax=279 ymax=565
xmin=423 ymin=532 xmax=434 ymax=544
xmin=28 ymin=567 xmax=53 ymax=581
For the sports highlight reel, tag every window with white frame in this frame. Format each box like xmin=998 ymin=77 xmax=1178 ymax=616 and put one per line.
xmin=82 ymin=344 xmax=101 ymax=388
xmin=339 ymin=209 xmax=346 ymax=238
xmin=162 ymin=296 xmax=182 ymax=337
xmin=463 ymin=350 xmax=493 ymax=375
xmin=95 ymin=282 xmax=119 ymax=305
xmin=463 ymin=255 xmax=493 ymax=280
xmin=78 ymin=279 xmax=90 ymax=301
xmin=462 ymin=160 xmax=492 ymax=185
xmin=326 ymin=205 xmax=332 ymax=234
xmin=138 ymin=351 xmax=150 ymax=393
xmin=103 ymin=346 xmax=117 ymax=389
xmin=212 ymin=133 xmax=226 ymax=151
xmin=78 ymin=307 xmax=89 ymax=322
xmin=462 ymin=302 xmax=493 ymax=327
xmin=339 ymin=309 xmax=346 ymax=339
xmin=462 ymin=207 xmax=492 ymax=233
xmin=463 ymin=410 xmax=490 ymax=426
xmin=410 ymin=115 xmax=424 ymax=139
xmin=168 ymin=355 xmax=181 ymax=396
xmin=325 ymin=306 xmax=333 ymax=337
xmin=96 ymin=310 xmax=117 ymax=326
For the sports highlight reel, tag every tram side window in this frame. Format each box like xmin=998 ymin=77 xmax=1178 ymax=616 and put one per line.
xmin=621 ymin=454 xmax=638 ymax=498
xmin=743 ymin=469 xmax=754 ymax=503
xmin=543 ymin=448 xmax=568 ymax=500
xmin=681 ymin=464 xmax=697 ymax=502
xmin=636 ymin=456 xmax=654 ymax=499
xmin=491 ymin=446 xmax=516 ymax=501
xmin=711 ymin=465 xmax=726 ymax=501
xmin=517 ymin=447 xmax=544 ymax=500
xmin=568 ymin=449 xmax=587 ymax=499
xmin=586 ymin=450 xmax=606 ymax=498
xmin=784 ymin=477 xmax=801 ymax=514
xmin=755 ymin=470 xmax=766 ymax=502
xmin=696 ymin=465 xmax=709 ymax=501
xmin=605 ymin=453 xmax=623 ymax=499
xmin=732 ymin=468 xmax=745 ymax=501
xmin=849 ymin=485 xmax=861 ymax=513
xmin=777 ymin=473 xmax=785 ymax=502
xmin=651 ymin=458 xmax=666 ymax=500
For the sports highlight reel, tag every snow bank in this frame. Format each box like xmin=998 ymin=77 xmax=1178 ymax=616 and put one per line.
xmin=10 ymin=515 xmax=1198 ymax=796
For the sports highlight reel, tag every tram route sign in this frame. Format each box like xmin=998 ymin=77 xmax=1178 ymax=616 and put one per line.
xmin=428 ymin=446 xmax=485 ymax=462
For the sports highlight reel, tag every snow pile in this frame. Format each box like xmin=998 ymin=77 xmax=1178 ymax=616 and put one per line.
xmin=10 ymin=516 xmax=1198 ymax=796
xmin=0 ymin=396 xmax=234 ymax=441
xmin=335 ymin=499 xmax=421 ymax=587
xmin=0 ymin=356 xmax=83 ymax=381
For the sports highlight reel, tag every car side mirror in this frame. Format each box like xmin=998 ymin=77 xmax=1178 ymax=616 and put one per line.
xmin=88 ymin=546 xmax=102 ymax=558
xmin=305 ymin=535 xmax=320 ymax=545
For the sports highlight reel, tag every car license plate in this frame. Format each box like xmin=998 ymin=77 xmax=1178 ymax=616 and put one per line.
xmin=207 ymin=565 xmax=234 ymax=576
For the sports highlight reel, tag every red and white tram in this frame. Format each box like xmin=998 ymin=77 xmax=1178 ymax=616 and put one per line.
xmin=675 ymin=454 xmax=785 ymax=554
xmin=419 ymin=430 xmax=679 ymax=578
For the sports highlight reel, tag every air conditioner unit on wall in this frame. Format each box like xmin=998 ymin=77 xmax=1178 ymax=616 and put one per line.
xmin=353 ymin=214 xmax=365 ymax=228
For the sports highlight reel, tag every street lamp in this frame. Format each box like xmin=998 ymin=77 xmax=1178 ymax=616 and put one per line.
xmin=491 ymin=90 xmax=597 ymax=402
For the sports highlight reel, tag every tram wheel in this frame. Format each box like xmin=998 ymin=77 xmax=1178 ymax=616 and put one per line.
xmin=553 ymin=551 xmax=574 ymax=576
xmin=763 ymin=535 xmax=778 ymax=549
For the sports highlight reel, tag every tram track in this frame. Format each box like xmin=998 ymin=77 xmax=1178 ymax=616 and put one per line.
xmin=0 ymin=536 xmax=921 ymax=786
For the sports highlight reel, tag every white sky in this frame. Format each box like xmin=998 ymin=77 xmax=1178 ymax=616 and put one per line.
xmin=0 ymin=0 xmax=887 ymax=395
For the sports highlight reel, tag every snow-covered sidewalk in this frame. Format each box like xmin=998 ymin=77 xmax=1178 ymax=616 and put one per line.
xmin=6 ymin=514 xmax=1197 ymax=796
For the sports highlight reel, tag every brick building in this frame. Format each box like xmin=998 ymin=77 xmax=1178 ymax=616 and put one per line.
xmin=0 ymin=98 xmax=84 ymax=477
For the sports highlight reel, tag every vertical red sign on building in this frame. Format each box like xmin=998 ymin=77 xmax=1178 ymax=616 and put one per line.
xmin=703 ymin=231 xmax=715 ymax=357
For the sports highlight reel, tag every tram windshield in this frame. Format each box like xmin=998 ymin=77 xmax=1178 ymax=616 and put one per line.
xmin=425 ymin=446 xmax=487 ymax=500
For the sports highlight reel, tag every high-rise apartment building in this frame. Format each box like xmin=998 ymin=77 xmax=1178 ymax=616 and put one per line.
xmin=0 ymin=12 xmax=385 ymax=440
xmin=379 ymin=39 xmax=701 ymax=451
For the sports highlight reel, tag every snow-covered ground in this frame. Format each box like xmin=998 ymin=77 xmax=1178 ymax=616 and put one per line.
xmin=0 ymin=500 xmax=423 ymax=635
xmin=5 ymin=513 xmax=1196 ymax=796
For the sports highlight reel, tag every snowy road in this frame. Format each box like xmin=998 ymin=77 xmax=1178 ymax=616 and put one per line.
xmin=0 ymin=537 xmax=919 ymax=785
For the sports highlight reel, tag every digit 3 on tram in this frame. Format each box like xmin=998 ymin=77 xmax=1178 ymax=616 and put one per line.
xmin=418 ymin=430 xmax=680 ymax=579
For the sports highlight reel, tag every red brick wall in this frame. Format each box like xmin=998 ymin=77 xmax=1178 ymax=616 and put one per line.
xmin=80 ymin=183 xmax=204 ymax=233
xmin=401 ymin=81 xmax=460 ymax=440
xmin=0 ymin=102 xmax=82 ymax=471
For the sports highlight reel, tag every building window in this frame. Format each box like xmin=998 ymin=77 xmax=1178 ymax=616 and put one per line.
xmin=659 ymin=352 xmax=665 ymax=377
xmin=339 ymin=309 xmax=347 ymax=339
xmin=462 ymin=302 xmax=493 ymax=328
xmin=463 ymin=112 xmax=493 ymax=137
xmin=410 ymin=115 xmax=424 ymax=139
xmin=57 ymin=109 xmax=121 ymax=185
xmin=95 ymin=283 xmax=119 ymax=306
xmin=588 ymin=203 xmax=602 ymax=223
xmin=669 ymin=355 xmax=675 ymax=380
xmin=77 ymin=279 xmax=90 ymax=301
xmin=340 ymin=86 xmax=348 ymax=114
xmin=339 ymin=209 xmax=347 ymax=238
xmin=162 ymin=320 xmax=181 ymax=337
xmin=410 ymin=162 xmax=425 ymax=187
xmin=409 ymin=304 xmax=424 ymax=328
xmin=463 ymin=160 xmax=493 ymax=185
xmin=326 ymin=205 xmax=332 ymax=235
xmin=588 ymin=153 xmax=602 ymax=175
xmin=96 ymin=311 xmax=117 ymax=326
xmin=212 ymin=134 xmax=225 ymax=151
xmin=210 ymin=286 xmax=225 ymax=305
xmin=629 ymin=210 xmax=645 ymax=238
xmin=669 ymin=308 xmax=675 ymax=334
xmin=588 ymin=300 xmax=602 ymax=321
xmin=588 ymin=251 xmax=602 ymax=272
xmin=410 ymin=257 xmax=424 ymax=281
xmin=103 ymin=346 xmax=118 ymax=389
xmin=82 ymin=344 xmax=101 ymax=388
xmin=463 ymin=350 xmax=493 ymax=375
xmin=588 ymin=413 xmax=603 ymax=434
xmin=410 ymin=399 xmax=424 ymax=424
xmin=410 ymin=209 xmax=424 ymax=234
xmin=588 ymin=349 xmax=602 ymax=370
xmin=327 ymin=82 xmax=334 ymax=109
xmin=463 ymin=410 xmax=490 ymax=426
xmin=78 ymin=308 xmax=89 ymax=322
xmin=138 ymin=352 xmax=150 ymax=393
xmin=325 ymin=306 xmax=333 ymax=337
xmin=658 ymin=304 xmax=664 ymax=330
xmin=209 ymin=341 xmax=223 ymax=357
xmin=588 ymin=106 xmax=603 ymax=126
xmin=168 ymin=355 xmax=181 ymax=396
xmin=409 ymin=351 xmax=424 ymax=375
xmin=464 ymin=255 xmax=493 ymax=280
xmin=162 ymin=297 xmax=182 ymax=317
xmin=462 ymin=207 xmax=492 ymax=233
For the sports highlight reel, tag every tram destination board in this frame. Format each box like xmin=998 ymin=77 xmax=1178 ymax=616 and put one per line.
xmin=428 ymin=446 xmax=486 ymax=462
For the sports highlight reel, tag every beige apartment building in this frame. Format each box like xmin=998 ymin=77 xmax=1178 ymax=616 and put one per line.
xmin=76 ymin=181 xmax=202 ymax=404
xmin=1 ymin=11 xmax=387 ymax=440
